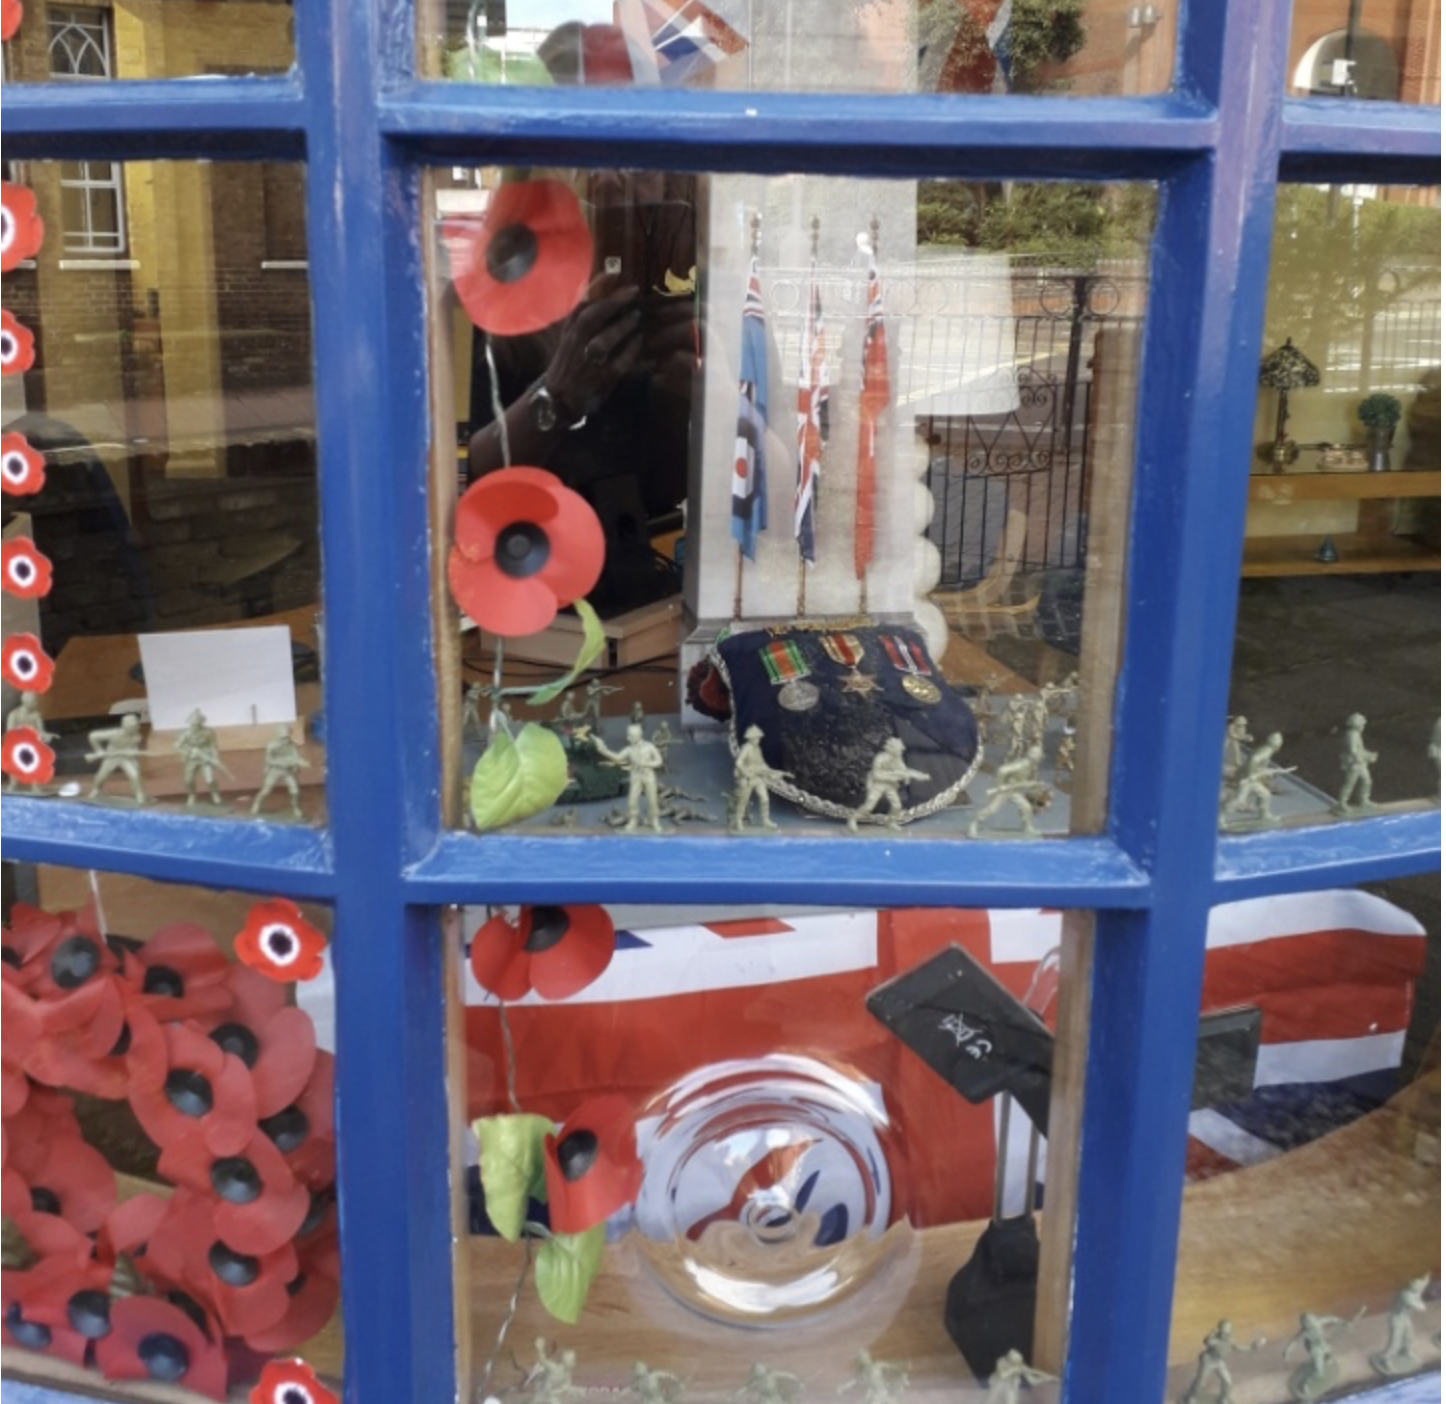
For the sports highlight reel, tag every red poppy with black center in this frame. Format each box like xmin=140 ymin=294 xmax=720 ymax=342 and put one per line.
xmin=11 ymin=1126 xmax=116 ymax=1234
xmin=448 ymin=178 xmax=593 ymax=337
xmin=234 ymin=898 xmax=328 ymax=983
xmin=94 ymin=1294 xmax=228 ymax=1400
xmin=469 ymin=903 xmax=614 ymax=1002
xmin=1 ymin=0 xmax=22 ymax=44
xmin=1 ymin=1087 xmax=81 ymax=1186
xmin=243 ymin=1221 xmax=340 ymax=1353
xmin=20 ymin=1251 xmax=115 ymax=1347
xmin=194 ymin=964 xmax=317 ymax=1119
xmin=125 ymin=921 xmax=234 ymax=1022
xmin=2 ymin=633 xmax=55 ymax=692
xmin=0 ymin=310 xmax=35 ymax=375
xmin=2 ymin=727 xmax=54 ymax=788
xmin=1 ymin=182 xmax=44 ymax=273
xmin=9 ymin=900 xmax=113 ymax=1001
xmin=1 ymin=538 xmax=52 ymax=599
xmin=96 ymin=1190 xmax=169 ymax=1275
xmin=261 ymin=1047 xmax=335 ymax=1191
xmin=0 ymin=431 xmax=45 ymax=495
xmin=448 ymin=467 xmax=606 ymax=637
xmin=160 ymin=1123 xmax=310 ymax=1257
xmin=2 ymin=1275 xmax=89 ymax=1367
xmin=251 ymin=1357 xmax=340 ymax=1404
xmin=127 ymin=1016 xmax=258 ymax=1156
xmin=542 ymin=1093 xmax=643 ymax=1234
xmin=1 ymin=1209 xmax=95 ymax=1364
xmin=29 ymin=979 xmax=161 ymax=1101
xmin=144 ymin=1188 xmax=298 ymax=1338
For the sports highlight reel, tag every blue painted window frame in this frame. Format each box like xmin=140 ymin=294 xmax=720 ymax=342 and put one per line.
xmin=2 ymin=1 xmax=1439 ymax=1399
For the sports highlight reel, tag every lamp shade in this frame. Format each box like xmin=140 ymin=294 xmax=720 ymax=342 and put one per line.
xmin=1258 ymin=337 xmax=1320 ymax=391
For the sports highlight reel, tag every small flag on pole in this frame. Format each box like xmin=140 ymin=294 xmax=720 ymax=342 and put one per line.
xmin=731 ymin=256 xmax=769 ymax=560
xmin=854 ymin=245 xmax=890 ymax=581
xmin=795 ymin=259 xmax=829 ymax=564
xmin=635 ymin=0 xmax=749 ymax=85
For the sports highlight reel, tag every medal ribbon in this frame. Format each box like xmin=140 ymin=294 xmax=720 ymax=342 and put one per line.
xmin=761 ymin=639 xmax=810 ymax=686
xmin=821 ymin=633 xmax=864 ymax=668
xmin=880 ymin=634 xmax=932 ymax=677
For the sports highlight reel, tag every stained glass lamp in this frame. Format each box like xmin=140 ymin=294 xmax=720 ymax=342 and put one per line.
xmin=1258 ymin=337 xmax=1321 ymax=471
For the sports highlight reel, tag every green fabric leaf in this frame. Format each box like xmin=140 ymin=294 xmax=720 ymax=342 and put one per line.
xmin=469 ymin=723 xmax=569 ymax=831
xmin=525 ymin=599 xmax=608 ymax=708
xmin=473 ymin=1114 xmax=554 ymax=1242
xmin=535 ymin=1225 xmax=605 ymax=1324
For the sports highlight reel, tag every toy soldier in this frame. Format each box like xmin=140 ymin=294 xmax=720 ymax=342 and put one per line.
xmin=969 ymin=745 xmax=1048 ymax=837
xmin=5 ymin=693 xmax=57 ymax=792
xmin=1054 ymin=731 xmax=1076 ymax=781
xmin=1283 ymin=1310 xmax=1359 ymax=1401
xmin=86 ymin=714 xmax=149 ymax=805
xmin=1370 ymin=1273 xmax=1431 ymax=1377
xmin=1221 ymin=715 xmax=1253 ymax=787
xmin=730 ymin=724 xmax=789 ymax=832
xmin=1222 ymin=731 xmax=1292 ymax=826
xmin=527 ymin=1338 xmax=580 ymax=1404
xmin=632 ymin=1361 xmax=683 ymax=1404
xmin=1002 ymin=696 xmax=1031 ymax=762
xmin=250 ymin=724 xmax=309 ymax=819
xmin=734 ymin=1364 xmax=801 ymax=1404
xmin=1334 ymin=712 xmax=1378 ymax=814
xmin=583 ymin=676 xmax=622 ymax=728
xmin=592 ymin=723 xmax=665 ymax=833
xmin=1180 ymin=1320 xmax=1264 ymax=1404
xmin=175 ymin=709 xmax=232 ymax=807
xmin=629 ymin=699 xmax=647 ymax=727
xmin=983 ymin=1349 xmax=1055 ymax=1404
xmin=847 ymin=737 xmax=929 ymax=831
xmin=558 ymin=690 xmax=587 ymax=725
xmin=839 ymin=1349 xmax=907 ymax=1404
xmin=651 ymin=718 xmax=674 ymax=769
xmin=462 ymin=683 xmax=487 ymax=738
xmin=1024 ymin=694 xmax=1050 ymax=751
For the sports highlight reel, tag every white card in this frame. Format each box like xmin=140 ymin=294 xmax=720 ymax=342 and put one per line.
xmin=138 ymin=626 xmax=297 ymax=731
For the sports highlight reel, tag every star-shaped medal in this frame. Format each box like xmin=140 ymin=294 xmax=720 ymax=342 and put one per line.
xmin=842 ymin=668 xmax=881 ymax=696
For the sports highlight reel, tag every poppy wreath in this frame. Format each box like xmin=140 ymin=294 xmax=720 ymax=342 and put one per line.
xmin=1 ymin=897 xmax=340 ymax=1399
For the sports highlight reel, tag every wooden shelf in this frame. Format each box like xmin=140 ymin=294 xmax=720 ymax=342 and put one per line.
xmin=1242 ymin=532 xmax=1441 ymax=577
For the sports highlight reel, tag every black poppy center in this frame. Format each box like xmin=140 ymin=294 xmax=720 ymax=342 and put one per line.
xmin=260 ymin=1105 xmax=309 ymax=1152
xmin=263 ymin=925 xmax=298 ymax=962
xmin=30 ymin=1185 xmax=61 ymax=1214
xmin=67 ymin=1289 xmax=112 ymax=1339
xmin=110 ymin=1021 xmax=133 ymax=1057
xmin=50 ymin=934 xmax=100 ymax=988
xmin=138 ymin=1330 xmax=190 ymax=1381
xmin=5 ymin=1301 xmax=51 ymax=1350
xmin=556 ymin=1128 xmax=600 ymax=1182
xmin=14 ymin=743 xmax=39 ymax=770
xmin=208 ymin=1241 xmax=260 ymax=1287
xmin=165 ymin=1068 xmax=215 ymax=1118
xmin=10 ymin=558 xmax=33 ymax=584
xmin=142 ymin=963 xmax=185 ymax=999
xmin=210 ymin=1021 xmax=260 ymax=1068
xmin=495 ymin=521 xmax=550 ymax=580
xmin=299 ymin=1190 xmax=331 ymax=1237
xmin=210 ymin=1155 xmax=263 ymax=1204
xmin=485 ymin=221 xmax=539 ymax=285
xmin=12 ymin=651 xmax=36 ymax=678
xmin=3 ymin=455 xmax=27 ymax=482
xmin=281 ymin=1388 xmax=312 ymax=1404
xmin=524 ymin=905 xmax=571 ymax=953
xmin=0 ymin=331 xmax=15 ymax=360
xmin=1 ymin=946 xmax=19 ymax=968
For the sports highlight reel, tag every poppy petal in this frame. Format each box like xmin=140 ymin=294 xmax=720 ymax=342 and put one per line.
xmin=1 ymin=181 xmax=45 ymax=273
xmin=1 ymin=538 xmax=51 ymax=597
xmin=251 ymin=1358 xmax=340 ymax=1404
xmin=467 ymin=911 xmax=532 ymax=1002
xmin=1 ymin=0 xmax=22 ymax=44
xmin=94 ymin=1295 xmax=229 ymax=1400
xmin=242 ymin=1262 xmax=340 ymax=1354
xmin=1 ymin=727 xmax=54 ymax=786
xmin=0 ymin=310 xmax=34 ymax=375
xmin=543 ymin=1093 xmax=643 ymax=1234
xmin=453 ymin=470 xmax=563 ymax=561
xmin=528 ymin=904 xmax=615 ymax=1000
xmin=448 ymin=551 xmax=560 ymax=637
xmin=235 ymin=899 xmax=328 ymax=984
xmin=531 ymin=484 xmax=607 ymax=610
xmin=2 ymin=633 xmax=55 ymax=692
xmin=0 ymin=432 xmax=45 ymax=495
xmin=247 ymin=1006 xmax=318 ymax=1118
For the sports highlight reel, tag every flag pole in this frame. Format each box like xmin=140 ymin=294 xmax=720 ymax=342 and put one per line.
xmin=796 ymin=215 xmax=820 ymax=618
xmin=858 ymin=215 xmax=880 ymax=616
xmin=735 ymin=210 xmax=763 ymax=622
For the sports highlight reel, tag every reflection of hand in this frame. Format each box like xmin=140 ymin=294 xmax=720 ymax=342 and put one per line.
xmin=543 ymin=274 xmax=642 ymax=420
xmin=638 ymin=297 xmax=699 ymax=399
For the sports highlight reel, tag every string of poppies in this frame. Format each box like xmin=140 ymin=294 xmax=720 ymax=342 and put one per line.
xmin=1 ymin=895 xmax=339 ymax=1400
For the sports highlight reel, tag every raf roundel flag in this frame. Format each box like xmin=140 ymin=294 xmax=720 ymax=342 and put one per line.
xmin=731 ymin=258 xmax=769 ymax=559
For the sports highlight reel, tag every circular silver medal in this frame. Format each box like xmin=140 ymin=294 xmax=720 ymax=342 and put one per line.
xmin=778 ymin=679 xmax=820 ymax=712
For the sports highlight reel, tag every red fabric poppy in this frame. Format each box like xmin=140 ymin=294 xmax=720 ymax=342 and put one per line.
xmin=2 ymin=632 xmax=55 ymax=692
xmin=0 ymin=0 xmax=21 ymax=43
xmin=13 ymin=1126 xmax=116 ymax=1233
xmin=251 ymin=1357 xmax=340 ymax=1404
xmin=1 ymin=538 xmax=52 ymax=598
xmin=125 ymin=921 xmax=234 ymax=1022
xmin=1 ymin=181 xmax=44 ymax=273
xmin=9 ymin=900 xmax=113 ymax=1001
xmin=242 ymin=1224 xmax=340 ymax=1354
xmin=145 ymin=1188 xmax=298 ymax=1339
xmin=542 ymin=1093 xmax=643 ymax=1234
xmin=2 ymin=1263 xmax=90 ymax=1367
xmin=127 ymin=1018 xmax=258 ymax=1157
xmin=469 ymin=903 xmax=615 ymax=1002
xmin=0 ymin=310 xmax=35 ymax=375
xmin=20 ymin=1252 xmax=114 ymax=1346
xmin=448 ymin=467 xmax=606 ymax=637
xmin=1 ymin=1086 xmax=81 ymax=1181
xmin=30 ymin=981 xmax=161 ymax=1102
xmin=160 ymin=1124 xmax=310 ymax=1258
xmin=1 ymin=727 xmax=54 ymax=787
xmin=448 ymin=179 xmax=593 ymax=337
xmin=194 ymin=964 xmax=316 ymax=1118
xmin=0 ymin=431 xmax=45 ymax=495
xmin=235 ymin=899 xmax=328 ymax=983
xmin=94 ymin=1294 xmax=229 ymax=1400
xmin=96 ymin=1191 xmax=169 ymax=1270
xmin=264 ymin=1049 xmax=335 ymax=1192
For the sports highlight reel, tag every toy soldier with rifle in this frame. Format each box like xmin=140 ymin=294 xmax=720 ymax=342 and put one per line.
xmin=848 ymin=737 xmax=929 ymax=832
xmin=175 ymin=709 xmax=232 ymax=808
xmin=86 ymin=714 xmax=149 ymax=805
xmin=730 ymin=723 xmax=790 ymax=833
xmin=250 ymin=724 xmax=309 ymax=819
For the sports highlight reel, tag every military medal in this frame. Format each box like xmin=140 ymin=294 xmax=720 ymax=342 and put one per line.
xmin=821 ymin=632 xmax=880 ymax=696
xmin=761 ymin=638 xmax=819 ymax=712
xmin=881 ymin=634 xmax=942 ymax=704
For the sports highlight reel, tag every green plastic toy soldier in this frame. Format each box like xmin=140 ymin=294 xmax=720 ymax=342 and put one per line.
xmin=983 ymin=1349 xmax=1056 ymax=1404
xmin=462 ymin=682 xmax=487 ymax=739
xmin=1221 ymin=731 xmax=1292 ymax=827
xmin=1370 ymin=1273 xmax=1431 ymax=1377
xmin=592 ymin=723 xmax=665 ymax=833
xmin=730 ymin=724 xmax=788 ymax=833
xmin=1221 ymin=715 xmax=1253 ymax=788
xmin=1334 ymin=712 xmax=1378 ymax=814
xmin=527 ymin=1338 xmax=580 ymax=1404
xmin=86 ymin=714 xmax=149 ymax=805
xmin=847 ymin=738 xmax=928 ymax=831
xmin=969 ymin=745 xmax=1048 ymax=837
xmin=839 ymin=1349 xmax=908 ymax=1404
xmin=632 ymin=1361 xmax=684 ymax=1404
xmin=250 ymin=724 xmax=309 ymax=819
xmin=583 ymin=676 xmax=622 ymax=728
xmin=1180 ymin=1320 xmax=1264 ymax=1404
xmin=5 ymin=693 xmax=57 ymax=792
xmin=175 ymin=709 xmax=232 ymax=807
xmin=1284 ymin=1310 xmax=1359 ymax=1401
xmin=735 ymin=1364 xmax=801 ymax=1404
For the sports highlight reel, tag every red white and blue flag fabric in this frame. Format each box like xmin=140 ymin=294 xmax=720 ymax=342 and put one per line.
xmin=794 ymin=260 xmax=829 ymax=564
xmin=629 ymin=0 xmax=748 ymax=85
xmin=731 ymin=257 xmax=769 ymax=559
xmin=854 ymin=248 xmax=890 ymax=581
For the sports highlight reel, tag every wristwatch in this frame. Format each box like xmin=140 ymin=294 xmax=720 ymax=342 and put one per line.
xmin=529 ymin=382 xmax=585 ymax=434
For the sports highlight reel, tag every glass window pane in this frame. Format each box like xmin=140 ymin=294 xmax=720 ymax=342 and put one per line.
xmin=1167 ymin=878 xmax=1439 ymax=1401
xmin=0 ymin=861 xmax=341 ymax=1397
xmin=4 ymin=0 xmax=295 ymax=83
xmin=432 ymin=167 xmax=1153 ymax=839
xmin=1225 ymin=184 xmax=1440 ymax=831
xmin=1289 ymin=0 xmax=1441 ymax=104
xmin=421 ymin=1 xmax=1174 ymax=96
xmin=2 ymin=161 xmax=324 ymax=822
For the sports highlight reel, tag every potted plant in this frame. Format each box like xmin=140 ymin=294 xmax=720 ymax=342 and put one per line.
xmin=1357 ymin=392 xmax=1403 ymax=471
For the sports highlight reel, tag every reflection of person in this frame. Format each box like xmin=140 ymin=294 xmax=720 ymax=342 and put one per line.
xmin=86 ymin=714 xmax=149 ymax=805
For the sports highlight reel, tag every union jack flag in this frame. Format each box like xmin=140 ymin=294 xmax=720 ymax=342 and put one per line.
xmin=731 ymin=257 xmax=769 ymax=560
xmin=628 ymin=0 xmax=749 ymax=85
xmin=854 ymin=248 xmax=890 ymax=581
xmin=794 ymin=260 xmax=829 ymax=564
